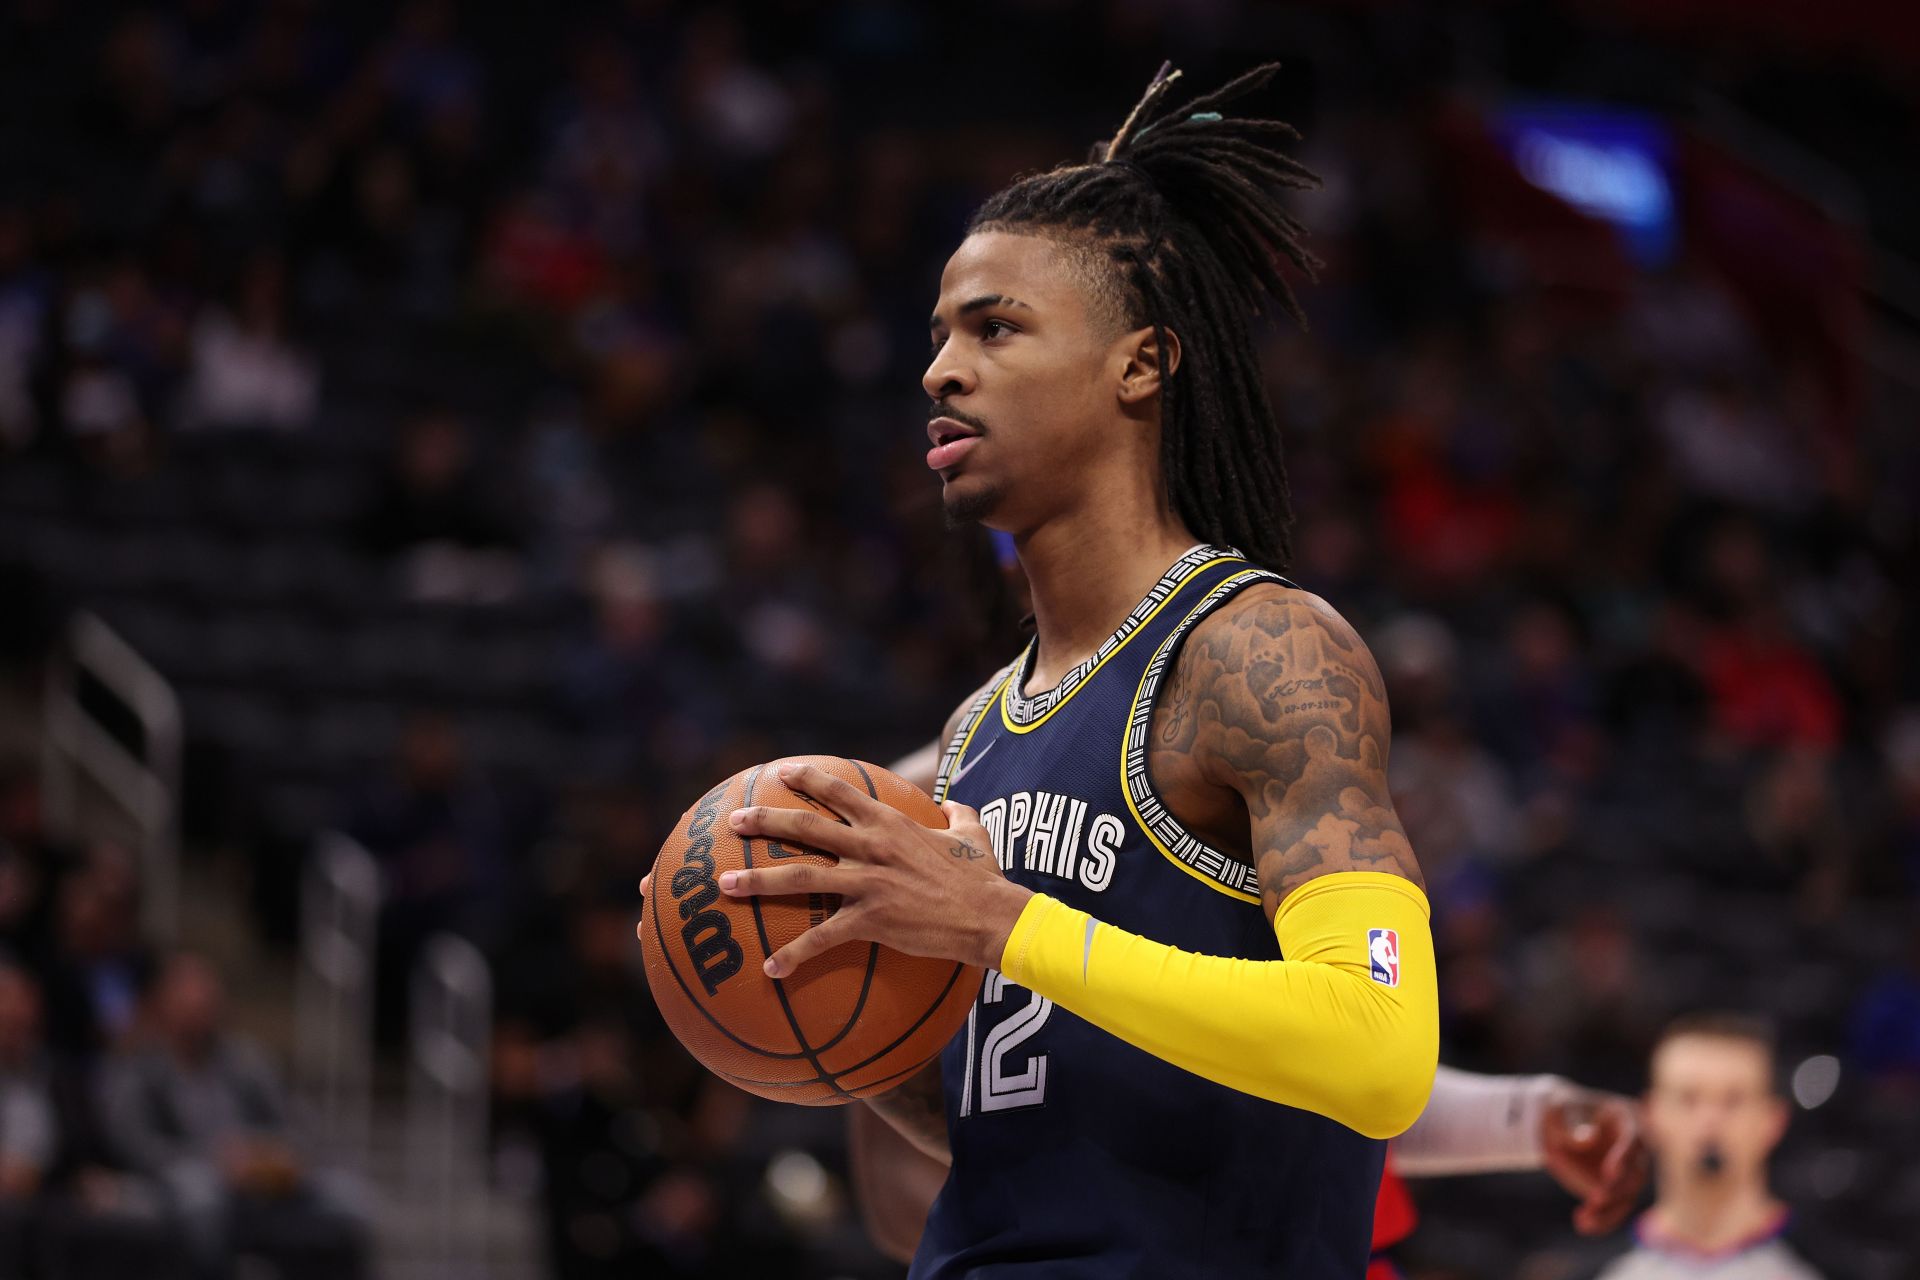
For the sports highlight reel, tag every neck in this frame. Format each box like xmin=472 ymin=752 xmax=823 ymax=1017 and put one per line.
xmin=1649 ymin=1175 xmax=1782 ymax=1252
xmin=1012 ymin=485 xmax=1199 ymax=688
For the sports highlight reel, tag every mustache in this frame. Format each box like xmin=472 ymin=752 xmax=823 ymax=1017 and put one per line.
xmin=929 ymin=404 xmax=991 ymax=436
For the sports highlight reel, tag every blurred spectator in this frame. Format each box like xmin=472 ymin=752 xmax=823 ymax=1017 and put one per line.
xmin=0 ymin=957 xmax=192 ymax=1279
xmin=177 ymin=253 xmax=318 ymax=432
xmin=347 ymin=712 xmax=516 ymax=1046
xmin=1848 ymin=923 xmax=1920 ymax=1096
xmin=1430 ymin=870 xmax=1515 ymax=1067
xmin=1475 ymin=596 xmax=1602 ymax=794
xmin=1656 ymin=375 xmax=1812 ymax=514
xmin=0 ymin=962 xmax=54 ymax=1209
xmin=379 ymin=0 xmax=482 ymax=129
xmin=1379 ymin=613 xmax=1522 ymax=900
xmin=542 ymin=40 xmax=668 ymax=258
xmin=558 ymin=544 xmax=737 ymax=778
xmin=41 ymin=846 xmax=155 ymax=1057
xmin=1367 ymin=352 xmax=1520 ymax=593
xmin=56 ymin=282 xmax=156 ymax=472
xmin=559 ymin=545 xmax=672 ymax=724
xmin=494 ymin=966 xmax=698 ymax=1278
xmin=1739 ymin=747 xmax=1855 ymax=921
xmin=479 ymin=189 xmax=611 ymax=316
xmin=523 ymin=398 xmax=618 ymax=576
xmin=98 ymin=952 xmax=369 ymax=1280
xmin=0 ymin=205 xmax=47 ymax=452
xmin=1624 ymin=259 xmax=1760 ymax=377
xmin=725 ymin=481 xmax=835 ymax=684
xmin=0 ymin=768 xmax=71 ymax=963
xmin=356 ymin=407 xmax=521 ymax=555
xmin=355 ymin=408 xmax=525 ymax=601
xmin=1884 ymin=710 xmax=1920 ymax=894
xmin=675 ymin=10 xmax=793 ymax=164
xmin=1512 ymin=905 xmax=1663 ymax=1093
xmin=1689 ymin=517 xmax=1842 ymax=753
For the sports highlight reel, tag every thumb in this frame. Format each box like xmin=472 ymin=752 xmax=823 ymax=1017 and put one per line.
xmin=940 ymin=799 xmax=980 ymax=827
xmin=1546 ymin=1100 xmax=1607 ymax=1152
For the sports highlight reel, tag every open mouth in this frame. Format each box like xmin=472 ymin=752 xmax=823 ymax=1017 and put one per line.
xmin=927 ymin=417 xmax=980 ymax=447
xmin=926 ymin=417 xmax=983 ymax=471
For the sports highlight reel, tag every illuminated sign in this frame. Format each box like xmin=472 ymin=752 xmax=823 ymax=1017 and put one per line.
xmin=1495 ymin=105 xmax=1676 ymax=267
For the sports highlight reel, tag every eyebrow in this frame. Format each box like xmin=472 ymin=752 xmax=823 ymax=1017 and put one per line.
xmin=929 ymin=294 xmax=1032 ymax=330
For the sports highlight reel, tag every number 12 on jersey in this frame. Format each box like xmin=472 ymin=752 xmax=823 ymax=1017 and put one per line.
xmin=958 ymin=970 xmax=1053 ymax=1116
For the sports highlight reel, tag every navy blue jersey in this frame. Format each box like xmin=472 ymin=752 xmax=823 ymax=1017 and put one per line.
xmin=910 ymin=545 xmax=1386 ymax=1280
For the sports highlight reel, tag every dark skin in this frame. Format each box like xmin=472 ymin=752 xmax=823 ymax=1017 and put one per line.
xmin=1147 ymin=584 xmax=1421 ymax=915
xmin=636 ymin=227 xmax=1424 ymax=1133
xmin=1544 ymin=1094 xmax=1649 ymax=1235
xmin=643 ymin=227 xmax=1420 ymax=967
xmin=636 ymin=227 xmax=1642 ymax=1253
xmin=684 ymin=580 xmax=1420 ymax=974
xmin=664 ymin=580 xmax=1420 ymax=1172
xmin=742 ymin=594 xmax=1639 ymax=1258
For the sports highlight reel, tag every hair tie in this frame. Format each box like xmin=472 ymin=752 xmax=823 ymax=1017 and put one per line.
xmin=1129 ymin=109 xmax=1226 ymax=148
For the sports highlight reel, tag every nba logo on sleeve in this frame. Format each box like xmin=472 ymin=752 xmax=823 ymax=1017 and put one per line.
xmin=1367 ymin=929 xmax=1400 ymax=987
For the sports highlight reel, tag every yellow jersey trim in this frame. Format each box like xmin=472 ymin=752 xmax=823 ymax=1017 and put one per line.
xmin=999 ymin=553 xmax=1239 ymax=737
xmin=933 ymin=667 xmax=1017 ymax=804
xmin=1120 ymin=567 xmax=1278 ymax=904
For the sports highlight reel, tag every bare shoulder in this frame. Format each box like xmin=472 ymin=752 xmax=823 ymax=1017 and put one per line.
xmin=894 ymin=667 xmax=1013 ymax=796
xmin=1166 ymin=582 xmax=1421 ymax=919
xmin=1180 ymin=582 xmax=1391 ymax=725
xmin=1163 ymin=583 xmax=1389 ymax=761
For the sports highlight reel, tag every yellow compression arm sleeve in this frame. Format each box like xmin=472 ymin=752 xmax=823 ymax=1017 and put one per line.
xmin=1000 ymin=871 xmax=1437 ymax=1140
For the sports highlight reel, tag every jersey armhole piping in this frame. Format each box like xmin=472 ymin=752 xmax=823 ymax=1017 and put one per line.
xmin=933 ymin=664 xmax=1017 ymax=804
xmin=1120 ymin=568 xmax=1292 ymax=905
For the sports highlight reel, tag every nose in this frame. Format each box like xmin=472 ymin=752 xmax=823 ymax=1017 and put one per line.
xmin=923 ymin=338 xmax=975 ymax=402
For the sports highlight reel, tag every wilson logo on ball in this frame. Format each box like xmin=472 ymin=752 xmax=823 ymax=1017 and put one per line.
xmin=672 ymin=784 xmax=746 ymax=995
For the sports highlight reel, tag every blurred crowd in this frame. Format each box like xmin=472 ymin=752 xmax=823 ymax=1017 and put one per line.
xmin=0 ymin=767 xmax=367 ymax=1279
xmin=0 ymin=1 xmax=1915 ymax=1277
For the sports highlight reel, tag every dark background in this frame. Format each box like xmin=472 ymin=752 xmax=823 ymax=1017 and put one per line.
xmin=0 ymin=0 xmax=1915 ymax=1277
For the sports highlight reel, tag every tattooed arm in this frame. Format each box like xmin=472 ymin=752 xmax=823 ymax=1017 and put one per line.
xmin=850 ymin=1100 xmax=949 ymax=1261
xmin=862 ymin=1056 xmax=952 ymax=1163
xmin=981 ymin=583 xmax=1437 ymax=1136
xmin=1168 ymin=583 xmax=1423 ymax=919
xmin=851 ymin=1052 xmax=950 ymax=1263
xmin=733 ymin=589 xmax=1433 ymax=1146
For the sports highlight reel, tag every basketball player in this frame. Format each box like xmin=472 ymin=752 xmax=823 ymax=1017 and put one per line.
xmin=639 ymin=62 xmax=1442 ymax=1276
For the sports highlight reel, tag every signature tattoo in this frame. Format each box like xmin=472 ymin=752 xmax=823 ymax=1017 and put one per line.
xmin=1150 ymin=586 xmax=1423 ymax=920
xmin=1159 ymin=656 xmax=1199 ymax=745
xmin=948 ymin=837 xmax=985 ymax=861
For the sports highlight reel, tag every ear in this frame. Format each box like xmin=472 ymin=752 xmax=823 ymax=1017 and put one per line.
xmin=1761 ymin=1095 xmax=1790 ymax=1149
xmin=1115 ymin=324 xmax=1181 ymax=407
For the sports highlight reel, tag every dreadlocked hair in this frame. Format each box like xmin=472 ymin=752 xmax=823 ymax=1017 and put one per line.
xmin=967 ymin=61 xmax=1322 ymax=572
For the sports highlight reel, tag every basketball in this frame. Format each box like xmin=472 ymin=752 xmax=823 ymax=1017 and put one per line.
xmin=640 ymin=755 xmax=983 ymax=1104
